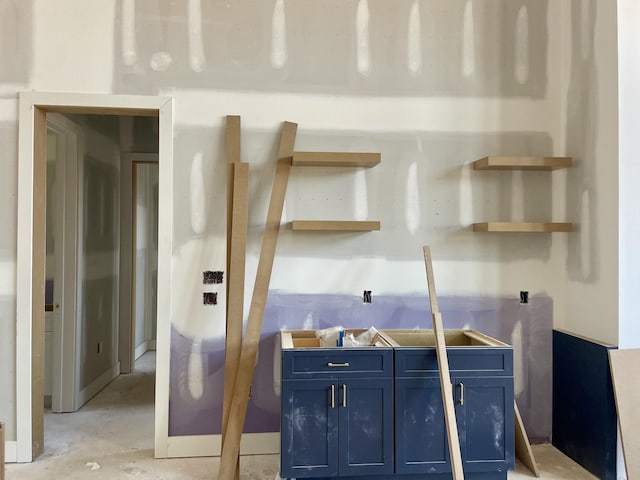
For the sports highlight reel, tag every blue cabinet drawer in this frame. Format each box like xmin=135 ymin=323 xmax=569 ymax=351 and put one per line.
xmin=283 ymin=348 xmax=393 ymax=379
xmin=395 ymin=348 xmax=513 ymax=377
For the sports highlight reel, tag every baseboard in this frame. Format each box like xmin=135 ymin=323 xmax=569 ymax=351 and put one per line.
xmin=165 ymin=432 xmax=279 ymax=458
xmin=134 ymin=341 xmax=148 ymax=360
xmin=78 ymin=362 xmax=120 ymax=407
xmin=4 ymin=441 xmax=17 ymax=463
xmin=135 ymin=340 xmax=156 ymax=360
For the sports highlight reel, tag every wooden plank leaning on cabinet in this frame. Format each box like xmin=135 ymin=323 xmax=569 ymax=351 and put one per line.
xmin=423 ymin=246 xmax=464 ymax=480
xmin=218 ymin=122 xmax=297 ymax=480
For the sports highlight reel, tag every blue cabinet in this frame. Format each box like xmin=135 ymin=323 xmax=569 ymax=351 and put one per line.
xmin=394 ymin=347 xmax=514 ymax=478
xmin=281 ymin=379 xmax=339 ymax=478
xmin=281 ymin=348 xmax=394 ymax=479
xmin=280 ymin=331 xmax=514 ymax=480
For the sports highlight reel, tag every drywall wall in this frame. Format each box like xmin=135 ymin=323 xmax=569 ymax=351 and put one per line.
xmin=562 ymin=0 xmax=619 ymax=346
xmin=618 ymin=0 xmax=640 ymax=349
xmin=0 ymin=116 xmax=19 ymax=441
xmin=76 ymin=124 xmax=121 ymax=397
xmin=0 ymin=0 xmax=583 ymax=452
xmin=170 ymin=292 xmax=553 ymax=441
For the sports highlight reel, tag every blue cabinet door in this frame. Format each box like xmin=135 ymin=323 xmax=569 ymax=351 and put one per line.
xmin=395 ymin=377 xmax=450 ymax=474
xmin=281 ymin=379 xmax=339 ymax=478
xmin=454 ymin=376 xmax=515 ymax=473
xmin=337 ymin=377 xmax=394 ymax=477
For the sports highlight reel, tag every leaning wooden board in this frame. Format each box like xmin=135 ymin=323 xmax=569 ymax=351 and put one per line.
xmin=222 ymin=163 xmax=249 ymax=480
xmin=609 ymin=349 xmax=640 ymax=480
xmin=423 ymin=246 xmax=464 ymax=480
xmin=515 ymin=401 xmax=540 ymax=477
xmin=224 ymin=115 xmax=242 ymax=480
xmin=218 ymin=122 xmax=297 ymax=480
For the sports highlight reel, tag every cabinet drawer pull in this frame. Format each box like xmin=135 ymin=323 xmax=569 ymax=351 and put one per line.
xmin=327 ymin=362 xmax=350 ymax=367
xmin=331 ymin=385 xmax=335 ymax=408
xmin=342 ymin=384 xmax=347 ymax=408
xmin=459 ymin=382 xmax=465 ymax=406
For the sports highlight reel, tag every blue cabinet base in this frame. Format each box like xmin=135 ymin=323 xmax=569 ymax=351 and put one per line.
xmin=280 ymin=473 xmax=506 ymax=480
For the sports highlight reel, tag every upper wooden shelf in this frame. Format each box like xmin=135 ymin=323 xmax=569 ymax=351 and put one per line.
xmin=473 ymin=222 xmax=573 ymax=233
xmin=290 ymin=220 xmax=381 ymax=232
xmin=472 ymin=156 xmax=572 ymax=171
xmin=292 ymin=152 xmax=381 ymax=167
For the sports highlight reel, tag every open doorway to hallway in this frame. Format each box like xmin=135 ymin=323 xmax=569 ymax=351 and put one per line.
xmin=42 ymin=112 xmax=159 ymax=446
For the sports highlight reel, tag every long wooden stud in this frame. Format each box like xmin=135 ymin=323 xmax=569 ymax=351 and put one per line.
xmin=221 ymin=163 xmax=249 ymax=478
xmin=224 ymin=115 xmax=241 ymax=480
xmin=514 ymin=401 xmax=540 ymax=477
xmin=226 ymin=115 xmax=241 ymax=304
xmin=423 ymin=246 xmax=464 ymax=480
xmin=218 ymin=122 xmax=297 ymax=480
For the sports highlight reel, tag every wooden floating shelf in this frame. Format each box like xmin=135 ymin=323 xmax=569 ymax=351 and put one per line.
xmin=290 ymin=220 xmax=381 ymax=232
xmin=473 ymin=222 xmax=573 ymax=233
xmin=292 ymin=151 xmax=381 ymax=167
xmin=473 ymin=156 xmax=573 ymax=171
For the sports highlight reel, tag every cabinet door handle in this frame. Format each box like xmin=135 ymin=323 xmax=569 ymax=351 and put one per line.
xmin=331 ymin=385 xmax=335 ymax=408
xmin=327 ymin=362 xmax=350 ymax=367
xmin=459 ymin=382 xmax=464 ymax=406
xmin=342 ymin=384 xmax=347 ymax=408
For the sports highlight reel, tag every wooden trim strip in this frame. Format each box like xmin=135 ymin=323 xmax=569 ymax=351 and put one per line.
xmin=221 ymin=162 xmax=249 ymax=446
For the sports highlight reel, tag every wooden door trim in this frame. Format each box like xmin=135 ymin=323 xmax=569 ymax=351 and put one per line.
xmin=16 ymin=92 xmax=173 ymax=462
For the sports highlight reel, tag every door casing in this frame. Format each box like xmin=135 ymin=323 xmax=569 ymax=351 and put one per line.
xmin=16 ymin=92 xmax=173 ymax=462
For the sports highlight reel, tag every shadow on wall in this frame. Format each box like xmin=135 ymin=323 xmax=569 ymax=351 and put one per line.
xmin=565 ymin=0 xmax=599 ymax=283
xmin=113 ymin=0 xmax=548 ymax=98
xmin=169 ymin=292 xmax=553 ymax=443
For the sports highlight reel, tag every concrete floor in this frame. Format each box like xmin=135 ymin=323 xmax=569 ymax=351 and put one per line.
xmin=6 ymin=352 xmax=598 ymax=480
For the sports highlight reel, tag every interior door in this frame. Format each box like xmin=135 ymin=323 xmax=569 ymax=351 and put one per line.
xmin=46 ymin=114 xmax=80 ymax=413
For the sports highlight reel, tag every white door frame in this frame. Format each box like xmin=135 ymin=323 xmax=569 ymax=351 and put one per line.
xmin=16 ymin=92 xmax=174 ymax=462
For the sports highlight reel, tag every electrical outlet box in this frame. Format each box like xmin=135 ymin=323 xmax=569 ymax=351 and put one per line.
xmin=203 ymin=292 xmax=218 ymax=305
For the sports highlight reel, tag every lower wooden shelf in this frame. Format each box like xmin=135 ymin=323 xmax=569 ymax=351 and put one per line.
xmin=290 ymin=220 xmax=381 ymax=231
xmin=473 ymin=222 xmax=573 ymax=233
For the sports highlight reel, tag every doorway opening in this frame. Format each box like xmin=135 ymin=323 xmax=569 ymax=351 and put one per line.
xmin=16 ymin=93 xmax=173 ymax=462
xmin=43 ymin=114 xmax=160 ymax=418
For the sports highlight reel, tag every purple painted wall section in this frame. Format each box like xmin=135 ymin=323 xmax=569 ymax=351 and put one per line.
xmin=169 ymin=292 xmax=552 ymax=442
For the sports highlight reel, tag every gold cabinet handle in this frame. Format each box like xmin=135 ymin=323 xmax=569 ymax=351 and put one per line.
xmin=459 ymin=382 xmax=465 ymax=406
xmin=327 ymin=362 xmax=350 ymax=367
xmin=331 ymin=385 xmax=335 ymax=408
xmin=342 ymin=384 xmax=347 ymax=408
